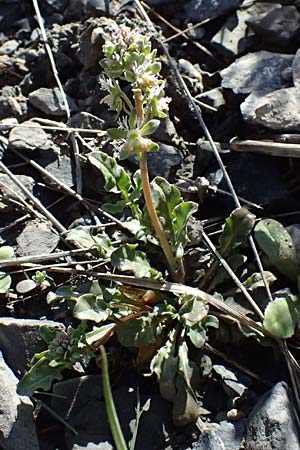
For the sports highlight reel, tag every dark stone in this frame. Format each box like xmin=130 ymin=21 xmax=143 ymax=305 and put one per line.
xmin=147 ymin=143 xmax=183 ymax=179
xmin=40 ymin=0 xmax=68 ymax=14
xmin=247 ymin=6 xmax=300 ymax=49
xmin=68 ymin=112 xmax=105 ymax=130
xmin=52 ymin=376 xmax=173 ymax=450
xmin=0 ymin=318 xmax=64 ymax=377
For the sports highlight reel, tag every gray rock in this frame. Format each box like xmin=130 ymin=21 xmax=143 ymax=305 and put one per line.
xmin=241 ymin=87 xmax=300 ymax=131
xmin=221 ymin=51 xmax=294 ymax=95
xmin=244 ymin=381 xmax=300 ymax=450
xmin=147 ymin=143 xmax=183 ymax=178
xmin=0 ymin=351 xmax=39 ymax=450
xmin=0 ymin=174 xmax=35 ymax=201
xmin=0 ymin=318 xmax=64 ymax=377
xmin=9 ymin=121 xmax=51 ymax=151
xmin=29 ymin=87 xmax=68 ymax=116
xmin=16 ymin=220 xmax=60 ymax=257
xmin=195 ymin=420 xmax=246 ymax=450
xmin=45 ymin=155 xmax=75 ymax=188
xmin=247 ymin=6 xmax=300 ymax=48
xmin=292 ymin=49 xmax=300 ymax=88
xmin=184 ymin=0 xmax=242 ymax=23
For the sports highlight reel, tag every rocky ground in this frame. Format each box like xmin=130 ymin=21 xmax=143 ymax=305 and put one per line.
xmin=1 ymin=0 xmax=300 ymax=449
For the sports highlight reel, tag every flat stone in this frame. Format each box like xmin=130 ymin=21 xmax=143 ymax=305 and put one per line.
xmin=184 ymin=0 xmax=241 ymax=22
xmin=221 ymin=51 xmax=294 ymax=95
xmin=0 ymin=351 xmax=39 ymax=450
xmin=40 ymin=0 xmax=68 ymax=14
xmin=247 ymin=6 xmax=300 ymax=48
xmin=9 ymin=121 xmax=51 ymax=151
xmin=241 ymin=87 xmax=300 ymax=131
xmin=29 ymin=87 xmax=68 ymax=116
xmin=0 ymin=174 xmax=35 ymax=201
xmin=0 ymin=318 xmax=64 ymax=377
xmin=244 ymin=381 xmax=300 ymax=450
xmin=45 ymin=155 xmax=75 ymax=188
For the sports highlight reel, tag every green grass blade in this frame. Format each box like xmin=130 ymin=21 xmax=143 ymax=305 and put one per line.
xmin=100 ymin=346 xmax=128 ymax=450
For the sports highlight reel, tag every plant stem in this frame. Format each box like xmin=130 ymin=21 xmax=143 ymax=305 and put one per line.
xmin=134 ymin=90 xmax=182 ymax=282
xmin=140 ymin=152 xmax=180 ymax=282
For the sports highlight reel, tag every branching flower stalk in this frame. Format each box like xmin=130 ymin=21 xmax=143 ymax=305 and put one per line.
xmin=100 ymin=24 xmax=183 ymax=282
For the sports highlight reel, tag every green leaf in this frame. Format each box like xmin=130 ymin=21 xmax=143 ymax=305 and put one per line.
xmin=149 ymin=177 xmax=197 ymax=259
xmin=66 ymin=227 xmax=113 ymax=258
xmin=180 ymin=296 xmax=209 ymax=328
xmin=86 ymin=323 xmax=116 ymax=345
xmin=172 ymin=341 xmax=200 ymax=426
xmin=17 ymin=357 xmax=64 ymax=396
xmin=243 ymin=271 xmax=276 ymax=291
xmin=111 ymin=244 xmax=159 ymax=278
xmin=254 ymin=219 xmax=299 ymax=283
xmin=140 ymin=119 xmax=160 ymax=136
xmin=88 ymin=151 xmax=131 ymax=197
xmin=150 ymin=328 xmax=178 ymax=401
xmin=116 ymin=317 xmax=160 ymax=347
xmin=263 ymin=295 xmax=300 ymax=338
xmin=0 ymin=246 xmax=14 ymax=259
xmin=0 ymin=272 xmax=11 ymax=293
xmin=187 ymin=326 xmax=206 ymax=349
xmin=107 ymin=128 xmax=127 ymax=140
xmin=73 ymin=294 xmax=110 ymax=323
xmin=219 ymin=208 xmax=256 ymax=256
